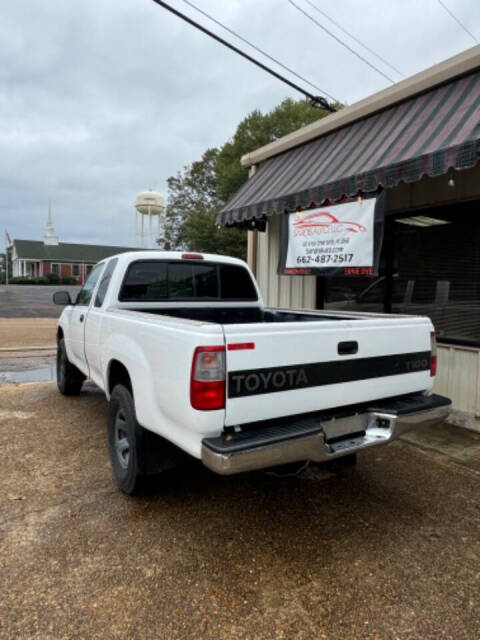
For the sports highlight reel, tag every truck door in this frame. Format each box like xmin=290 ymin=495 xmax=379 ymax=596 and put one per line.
xmin=84 ymin=258 xmax=118 ymax=386
xmin=67 ymin=262 xmax=104 ymax=373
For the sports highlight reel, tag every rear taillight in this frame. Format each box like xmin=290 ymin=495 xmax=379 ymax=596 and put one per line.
xmin=190 ymin=346 xmax=226 ymax=410
xmin=430 ymin=331 xmax=437 ymax=377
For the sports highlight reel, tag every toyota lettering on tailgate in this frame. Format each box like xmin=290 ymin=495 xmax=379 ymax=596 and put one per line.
xmin=228 ymin=352 xmax=431 ymax=398
xmin=231 ymin=368 xmax=309 ymax=396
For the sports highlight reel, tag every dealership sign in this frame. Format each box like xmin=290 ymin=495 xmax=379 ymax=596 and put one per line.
xmin=278 ymin=192 xmax=385 ymax=277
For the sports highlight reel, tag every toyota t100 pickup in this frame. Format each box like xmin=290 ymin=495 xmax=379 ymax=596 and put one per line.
xmin=54 ymin=251 xmax=451 ymax=494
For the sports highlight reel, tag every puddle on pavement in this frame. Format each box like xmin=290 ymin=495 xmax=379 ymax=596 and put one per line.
xmin=0 ymin=366 xmax=56 ymax=384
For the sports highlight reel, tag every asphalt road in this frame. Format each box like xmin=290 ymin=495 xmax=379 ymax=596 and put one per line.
xmin=0 ymin=285 xmax=81 ymax=317
xmin=1 ymin=382 xmax=479 ymax=639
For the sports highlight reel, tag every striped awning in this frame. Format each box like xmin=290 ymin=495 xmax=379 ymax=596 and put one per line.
xmin=217 ymin=69 xmax=480 ymax=226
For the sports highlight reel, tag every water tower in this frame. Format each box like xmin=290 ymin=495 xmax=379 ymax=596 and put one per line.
xmin=135 ymin=190 xmax=164 ymax=248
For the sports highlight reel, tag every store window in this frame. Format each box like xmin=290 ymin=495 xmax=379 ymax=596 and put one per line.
xmin=72 ymin=264 xmax=80 ymax=277
xmin=324 ymin=201 xmax=480 ymax=346
xmin=51 ymin=263 xmax=60 ymax=275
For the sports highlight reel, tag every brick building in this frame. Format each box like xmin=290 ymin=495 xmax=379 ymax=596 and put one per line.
xmin=9 ymin=210 xmax=133 ymax=285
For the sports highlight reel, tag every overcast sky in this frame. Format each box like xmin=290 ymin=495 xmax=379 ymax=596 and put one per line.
xmin=1 ymin=0 xmax=479 ymax=248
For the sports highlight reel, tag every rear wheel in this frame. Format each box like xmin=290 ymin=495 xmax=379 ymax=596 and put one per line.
xmin=108 ymin=385 xmax=145 ymax=495
xmin=56 ymin=338 xmax=85 ymax=395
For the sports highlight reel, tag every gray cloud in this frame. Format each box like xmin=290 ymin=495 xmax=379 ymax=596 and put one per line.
xmin=1 ymin=0 xmax=478 ymax=246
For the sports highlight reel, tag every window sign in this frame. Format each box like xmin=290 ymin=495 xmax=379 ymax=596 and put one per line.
xmin=278 ymin=192 xmax=385 ymax=277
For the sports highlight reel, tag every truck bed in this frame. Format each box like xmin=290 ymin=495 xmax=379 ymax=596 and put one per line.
xmin=135 ymin=306 xmax=360 ymax=325
xmin=116 ymin=303 xmax=435 ymax=427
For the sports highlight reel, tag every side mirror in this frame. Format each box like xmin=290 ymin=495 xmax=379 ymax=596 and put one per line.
xmin=53 ymin=291 xmax=72 ymax=306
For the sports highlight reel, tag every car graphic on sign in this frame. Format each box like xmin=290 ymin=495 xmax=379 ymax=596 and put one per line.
xmin=294 ymin=211 xmax=367 ymax=233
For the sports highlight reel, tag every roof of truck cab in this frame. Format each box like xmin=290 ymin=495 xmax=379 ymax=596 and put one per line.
xmin=112 ymin=250 xmax=249 ymax=267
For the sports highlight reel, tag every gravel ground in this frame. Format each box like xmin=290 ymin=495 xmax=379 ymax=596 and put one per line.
xmin=0 ymin=318 xmax=57 ymax=349
xmin=0 ymin=285 xmax=80 ymax=318
xmin=0 ymin=382 xmax=479 ymax=640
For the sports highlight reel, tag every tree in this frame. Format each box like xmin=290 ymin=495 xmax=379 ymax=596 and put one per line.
xmin=160 ymin=147 xmax=221 ymax=250
xmin=161 ymin=97 xmax=337 ymax=258
xmin=216 ymin=98 xmax=336 ymax=202
xmin=183 ymin=209 xmax=247 ymax=259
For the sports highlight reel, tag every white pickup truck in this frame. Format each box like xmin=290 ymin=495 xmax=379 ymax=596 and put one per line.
xmin=54 ymin=250 xmax=451 ymax=494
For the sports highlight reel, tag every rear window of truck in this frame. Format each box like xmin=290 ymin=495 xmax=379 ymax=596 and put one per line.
xmin=119 ymin=260 xmax=258 ymax=302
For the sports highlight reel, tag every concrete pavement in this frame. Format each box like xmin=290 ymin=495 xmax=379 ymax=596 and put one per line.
xmin=0 ymin=285 xmax=80 ymax=318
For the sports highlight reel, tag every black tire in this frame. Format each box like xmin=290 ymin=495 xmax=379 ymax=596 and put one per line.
xmin=108 ymin=385 xmax=145 ymax=495
xmin=108 ymin=385 xmax=182 ymax=495
xmin=56 ymin=338 xmax=85 ymax=395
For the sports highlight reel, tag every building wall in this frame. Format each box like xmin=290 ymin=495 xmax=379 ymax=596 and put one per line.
xmin=434 ymin=345 xmax=480 ymax=432
xmin=60 ymin=263 xmax=71 ymax=279
xmin=42 ymin=261 xmax=93 ymax=284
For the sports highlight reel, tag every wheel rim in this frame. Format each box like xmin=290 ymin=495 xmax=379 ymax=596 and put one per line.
xmin=114 ymin=409 xmax=130 ymax=469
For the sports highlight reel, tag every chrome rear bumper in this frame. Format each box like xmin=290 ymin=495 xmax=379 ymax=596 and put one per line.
xmin=201 ymin=394 xmax=451 ymax=476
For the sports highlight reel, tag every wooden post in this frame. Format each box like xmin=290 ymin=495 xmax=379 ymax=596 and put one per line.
xmin=247 ymin=165 xmax=258 ymax=276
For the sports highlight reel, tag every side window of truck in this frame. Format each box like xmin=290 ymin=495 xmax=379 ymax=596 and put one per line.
xmin=76 ymin=262 xmax=104 ymax=306
xmin=94 ymin=258 xmax=118 ymax=308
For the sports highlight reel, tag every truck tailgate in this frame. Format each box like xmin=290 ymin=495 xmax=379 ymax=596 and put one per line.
xmin=223 ymin=315 xmax=433 ymax=426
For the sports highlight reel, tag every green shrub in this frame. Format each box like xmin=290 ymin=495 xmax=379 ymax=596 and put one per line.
xmin=46 ymin=272 xmax=60 ymax=284
xmin=61 ymin=276 xmax=77 ymax=285
xmin=9 ymin=276 xmax=50 ymax=285
xmin=10 ymin=276 xmax=32 ymax=284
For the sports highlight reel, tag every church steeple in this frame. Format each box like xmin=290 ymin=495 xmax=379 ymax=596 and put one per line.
xmin=44 ymin=200 xmax=59 ymax=246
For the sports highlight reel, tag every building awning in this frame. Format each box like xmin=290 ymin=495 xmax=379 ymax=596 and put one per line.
xmin=217 ymin=69 xmax=480 ymax=226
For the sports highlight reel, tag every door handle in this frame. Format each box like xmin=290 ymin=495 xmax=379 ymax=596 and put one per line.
xmin=338 ymin=341 xmax=358 ymax=355
xmin=79 ymin=314 xmax=84 ymax=323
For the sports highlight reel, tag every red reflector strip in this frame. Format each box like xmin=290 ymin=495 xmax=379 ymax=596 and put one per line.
xmin=227 ymin=342 xmax=255 ymax=351
xmin=182 ymin=253 xmax=203 ymax=260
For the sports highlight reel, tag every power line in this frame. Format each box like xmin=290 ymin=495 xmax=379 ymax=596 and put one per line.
xmin=182 ymin=0 xmax=338 ymax=102
xmin=303 ymin=0 xmax=405 ymax=78
xmin=437 ymin=0 xmax=478 ymax=44
xmin=151 ymin=0 xmax=337 ymax=111
xmin=287 ymin=0 xmax=396 ymax=84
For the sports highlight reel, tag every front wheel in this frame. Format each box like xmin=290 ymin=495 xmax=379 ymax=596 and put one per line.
xmin=56 ymin=338 xmax=85 ymax=395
